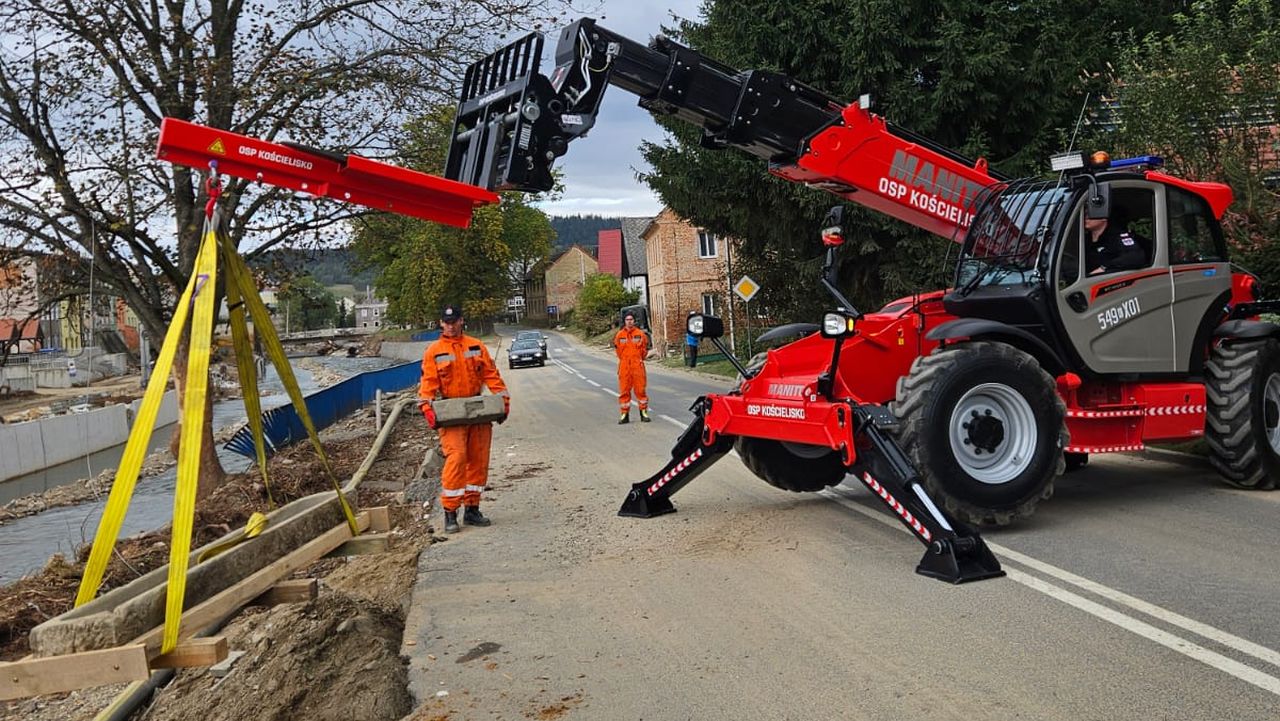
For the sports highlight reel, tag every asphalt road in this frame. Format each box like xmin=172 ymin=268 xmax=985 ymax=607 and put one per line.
xmin=402 ymin=327 xmax=1280 ymax=720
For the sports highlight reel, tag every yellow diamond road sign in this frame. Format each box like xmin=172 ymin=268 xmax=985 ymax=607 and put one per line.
xmin=734 ymin=275 xmax=760 ymax=303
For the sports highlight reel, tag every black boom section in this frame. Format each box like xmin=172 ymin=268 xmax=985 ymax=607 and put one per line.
xmin=446 ymin=18 xmax=841 ymax=192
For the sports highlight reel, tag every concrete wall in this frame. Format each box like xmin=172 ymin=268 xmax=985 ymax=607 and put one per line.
xmin=0 ymin=364 xmax=35 ymax=393
xmin=0 ymin=390 xmax=178 ymax=483
xmin=380 ymin=341 xmax=429 ymax=363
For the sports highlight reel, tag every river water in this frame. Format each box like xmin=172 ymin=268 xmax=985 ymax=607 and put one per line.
xmin=0 ymin=355 xmax=399 ymax=583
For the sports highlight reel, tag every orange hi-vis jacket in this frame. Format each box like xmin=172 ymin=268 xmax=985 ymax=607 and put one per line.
xmin=613 ymin=326 xmax=649 ymax=411
xmin=419 ymin=333 xmax=509 ymax=512
xmin=419 ymin=333 xmax=508 ymax=402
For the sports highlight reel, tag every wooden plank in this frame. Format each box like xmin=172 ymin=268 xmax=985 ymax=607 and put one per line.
xmin=251 ymin=578 xmax=318 ymax=606
xmin=325 ymin=533 xmax=390 ymax=558
xmin=367 ymin=505 xmax=392 ymax=533
xmin=0 ymin=644 xmax=149 ymax=700
xmin=149 ymin=637 xmax=228 ymax=669
xmin=129 ymin=511 xmax=370 ymax=655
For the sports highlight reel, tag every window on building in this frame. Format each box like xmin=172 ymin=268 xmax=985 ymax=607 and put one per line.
xmin=701 ymin=293 xmax=716 ymax=316
xmin=697 ymin=230 xmax=718 ymax=258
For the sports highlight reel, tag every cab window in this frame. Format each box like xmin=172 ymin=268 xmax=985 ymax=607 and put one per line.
xmin=1167 ymin=187 xmax=1224 ymax=264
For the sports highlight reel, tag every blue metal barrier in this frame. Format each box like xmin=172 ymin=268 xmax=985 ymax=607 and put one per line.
xmin=410 ymin=329 xmax=441 ymax=342
xmin=224 ymin=361 xmax=421 ymax=458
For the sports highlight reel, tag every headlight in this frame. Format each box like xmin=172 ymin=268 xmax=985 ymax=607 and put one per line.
xmin=686 ymin=313 xmax=724 ymax=339
xmin=820 ymin=311 xmax=857 ymax=338
xmin=533 ymin=352 xmax=542 ymax=357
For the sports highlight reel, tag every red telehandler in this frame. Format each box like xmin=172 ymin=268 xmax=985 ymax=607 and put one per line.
xmin=443 ymin=18 xmax=1280 ymax=577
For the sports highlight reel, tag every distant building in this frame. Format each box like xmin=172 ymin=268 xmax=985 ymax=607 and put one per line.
xmin=619 ymin=216 xmax=651 ymax=307
xmin=355 ymin=286 xmax=389 ymax=330
xmin=524 ymin=245 xmax=598 ymax=324
xmin=597 ymin=228 xmax=624 ymax=278
xmin=0 ymin=257 xmax=44 ymax=353
xmin=644 ymin=208 xmax=738 ymax=356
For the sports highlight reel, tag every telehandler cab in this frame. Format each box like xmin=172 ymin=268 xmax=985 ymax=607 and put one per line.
xmin=445 ymin=17 xmax=1280 ymax=543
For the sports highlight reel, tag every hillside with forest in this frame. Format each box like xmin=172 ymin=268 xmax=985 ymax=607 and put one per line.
xmin=548 ymin=215 xmax=622 ymax=251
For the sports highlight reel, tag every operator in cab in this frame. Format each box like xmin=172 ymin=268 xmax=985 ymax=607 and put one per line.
xmin=1085 ymin=213 xmax=1146 ymax=276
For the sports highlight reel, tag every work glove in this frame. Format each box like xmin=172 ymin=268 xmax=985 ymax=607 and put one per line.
xmin=420 ymin=402 xmax=438 ymax=430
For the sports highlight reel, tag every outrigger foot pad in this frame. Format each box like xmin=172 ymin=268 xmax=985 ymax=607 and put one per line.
xmin=618 ymin=482 xmax=677 ymax=518
xmin=915 ymin=537 xmax=1006 ymax=584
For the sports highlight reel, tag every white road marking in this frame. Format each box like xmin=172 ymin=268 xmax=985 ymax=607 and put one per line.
xmin=586 ymin=379 xmax=602 ymax=388
xmin=821 ymin=487 xmax=1280 ymax=695
xmin=661 ymin=415 xmax=684 ymax=428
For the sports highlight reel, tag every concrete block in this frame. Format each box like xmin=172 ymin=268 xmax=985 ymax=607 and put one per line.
xmin=0 ymin=422 xmax=45 ymax=481
xmin=28 ymin=491 xmax=350 ymax=656
xmin=39 ymin=405 xmax=128 ymax=468
xmin=431 ymin=394 xmax=505 ymax=427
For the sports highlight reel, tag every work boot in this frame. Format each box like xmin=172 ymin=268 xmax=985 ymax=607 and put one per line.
xmin=639 ymin=408 xmax=651 ymax=423
xmin=618 ymin=410 xmax=630 ymax=424
xmin=443 ymin=510 xmax=459 ymax=534
xmin=463 ymin=506 xmax=491 ymax=527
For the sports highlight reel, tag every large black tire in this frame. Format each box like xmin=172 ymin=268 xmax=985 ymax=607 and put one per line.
xmin=1205 ymin=339 xmax=1280 ymax=489
xmin=734 ymin=437 xmax=847 ymax=493
xmin=891 ymin=341 xmax=1067 ymax=526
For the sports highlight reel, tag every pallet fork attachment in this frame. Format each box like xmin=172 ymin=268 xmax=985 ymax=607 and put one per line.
xmin=620 ymin=399 xmax=1004 ymax=584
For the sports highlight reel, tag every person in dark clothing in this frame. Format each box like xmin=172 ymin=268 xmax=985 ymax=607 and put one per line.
xmin=1085 ymin=215 xmax=1147 ymax=275
xmin=685 ymin=311 xmax=699 ymax=367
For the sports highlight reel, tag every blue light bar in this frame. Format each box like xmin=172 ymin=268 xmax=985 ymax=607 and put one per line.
xmin=1109 ymin=155 xmax=1164 ymax=169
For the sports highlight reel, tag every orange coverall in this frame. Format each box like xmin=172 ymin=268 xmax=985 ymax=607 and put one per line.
xmin=613 ymin=326 xmax=649 ymax=413
xmin=419 ymin=334 xmax=509 ymax=511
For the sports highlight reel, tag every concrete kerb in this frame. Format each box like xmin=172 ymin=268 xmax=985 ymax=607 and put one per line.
xmin=29 ymin=491 xmax=349 ymax=656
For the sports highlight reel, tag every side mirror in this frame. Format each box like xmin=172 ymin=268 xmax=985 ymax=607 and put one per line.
xmin=821 ymin=205 xmax=845 ymax=246
xmin=820 ymin=310 xmax=858 ymax=339
xmin=1085 ymin=182 xmax=1111 ymax=220
xmin=687 ymin=313 xmax=724 ymax=339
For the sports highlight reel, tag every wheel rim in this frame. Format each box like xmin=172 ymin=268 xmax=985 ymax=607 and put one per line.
xmin=948 ymin=382 xmax=1038 ymax=484
xmin=1264 ymin=372 xmax=1280 ymax=454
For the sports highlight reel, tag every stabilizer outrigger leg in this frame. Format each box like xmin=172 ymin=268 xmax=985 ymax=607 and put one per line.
xmin=849 ymin=405 xmax=1005 ymax=584
xmin=619 ymin=399 xmax=732 ymax=518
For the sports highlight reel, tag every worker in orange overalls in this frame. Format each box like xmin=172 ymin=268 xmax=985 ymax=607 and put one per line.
xmin=613 ymin=311 xmax=650 ymax=424
xmin=419 ymin=304 xmax=509 ymax=534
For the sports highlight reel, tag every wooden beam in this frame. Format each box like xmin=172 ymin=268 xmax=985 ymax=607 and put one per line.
xmin=129 ymin=511 xmax=370 ymax=655
xmin=149 ymin=637 xmax=228 ymax=669
xmin=367 ymin=506 xmax=392 ymax=533
xmin=251 ymin=578 xmax=318 ymax=606
xmin=0 ymin=644 xmax=149 ymax=700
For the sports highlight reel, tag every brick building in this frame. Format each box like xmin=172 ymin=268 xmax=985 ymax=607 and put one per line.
xmin=643 ymin=208 xmax=737 ymax=355
xmin=524 ymin=245 xmax=598 ymax=325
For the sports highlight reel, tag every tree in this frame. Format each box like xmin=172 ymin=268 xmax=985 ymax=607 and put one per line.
xmin=642 ymin=1 xmax=1197 ymax=320
xmin=278 ymin=276 xmax=341 ymax=332
xmin=0 ymin=0 xmax=569 ymax=498
xmin=353 ymin=104 xmax=557 ymax=326
xmin=574 ymin=273 xmax=639 ymax=336
xmin=503 ymin=196 xmax=556 ymax=296
xmin=1094 ymin=0 xmax=1280 ymax=287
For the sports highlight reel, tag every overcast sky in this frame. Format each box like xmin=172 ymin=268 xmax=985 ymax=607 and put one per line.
xmin=520 ymin=1 xmax=706 ymax=218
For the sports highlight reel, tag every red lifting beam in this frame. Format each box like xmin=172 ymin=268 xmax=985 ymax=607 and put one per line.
xmin=156 ymin=118 xmax=498 ymax=227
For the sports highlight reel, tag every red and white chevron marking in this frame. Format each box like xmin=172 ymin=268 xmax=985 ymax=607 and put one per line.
xmin=860 ymin=472 xmax=931 ymax=542
xmin=648 ymin=448 xmax=703 ymax=495
xmin=1145 ymin=405 xmax=1206 ymax=416
xmin=1064 ymin=444 xmax=1144 ymax=453
xmin=1066 ymin=409 xmax=1144 ymax=418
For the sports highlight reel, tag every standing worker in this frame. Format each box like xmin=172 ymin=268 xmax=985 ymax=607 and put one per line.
xmin=614 ymin=311 xmax=650 ymax=424
xmin=419 ymin=304 xmax=510 ymax=534
xmin=685 ymin=311 xmax=699 ymax=368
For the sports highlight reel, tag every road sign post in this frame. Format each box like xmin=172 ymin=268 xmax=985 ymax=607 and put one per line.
xmin=733 ymin=276 xmax=760 ymax=357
